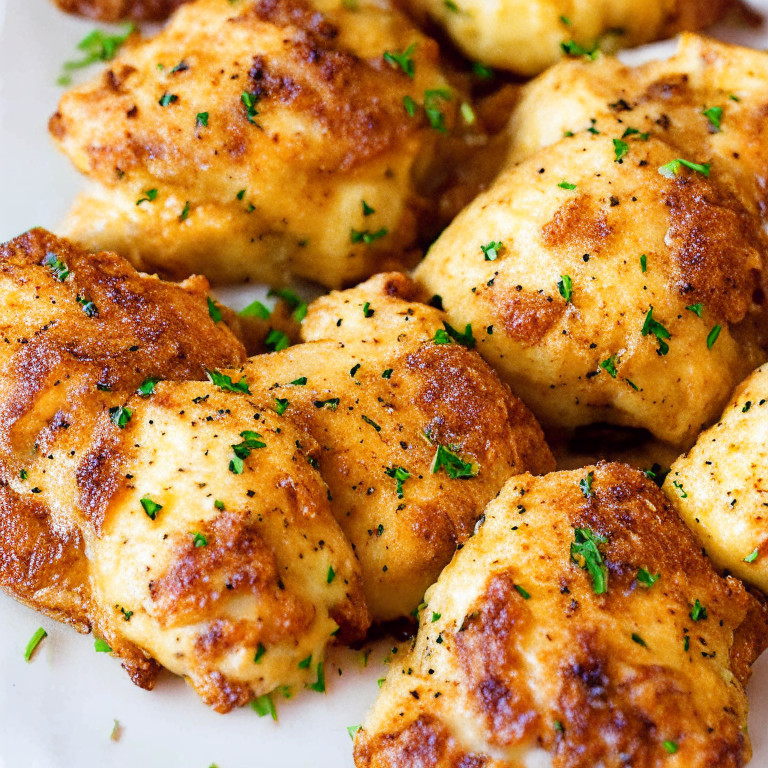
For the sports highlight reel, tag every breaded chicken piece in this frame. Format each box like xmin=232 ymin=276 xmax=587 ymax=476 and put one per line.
xmin=406 ymin=0 xmax=729 ymax=76
xmin=415 ymin=121 xmax=768 ymax=447
xmin=52 ymin=0 xmax=187 ymax=21
xmin=0 ymin=230 xmax=368 ymax=708
xmin=506 ymin=34 xmax=768 ymax=217
xmin=666 ymin=363 xmax=768 ymax=594
xmin=244 ymin=273 xmax=554 ymax=621
xmin=50 ymin=0 xmax=456 ymax=288
xmin=355 ymin=463 xmax=767 ymax=768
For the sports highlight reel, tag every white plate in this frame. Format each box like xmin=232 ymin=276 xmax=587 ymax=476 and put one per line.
xmin=2 ymin=2 xmax=768 ymax=766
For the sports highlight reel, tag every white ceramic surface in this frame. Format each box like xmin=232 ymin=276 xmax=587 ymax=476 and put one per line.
xmin=1 ymin=1 xmax=768 ymax=765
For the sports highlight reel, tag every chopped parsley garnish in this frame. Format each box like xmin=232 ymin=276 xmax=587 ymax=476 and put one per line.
xmin=641 ymin=307 xmax=670 ymax=355
xmin=327 ymin=566 xmax=336 ymax=584
xmin=672 ymin=479 xmax=687 ymax=498
xmin=658 ymin=158 xmax=711 ymax=178
xmin=560 ymin=40 xmax=599 ymax=60
xmin=362 ymin=200 xmax=375 ymax=216
xmin=403 ymin=95 xmax=417 ymax=117
xmin=472 ymin=62 xmax=493 ymax=79
xmin=631 ymin=633 xmax=647 ymax=647
xmin=274 ymin=398 xmax=290 ymax=415
xmin=196 ymin=112 xmax=209 ymax=127
xmin=643 ymin=463 xmax=669 ymax=486
xmin=580 ymin=471 xmax=594 ymax=497
xmin=239 ymin=299 xmax=271 ymax=319
xmin=241 ymin=91 xmax=259 ymax=124
xmin=557 ymin=273 xmax=572 ymax=300
xmin=314 ymin=398 xmax=340 ymax=411
xmin=702 ymin=106 xmax=722 ymax=131
xmin=232 ymin=431 xmax=267 ymax=460
xmin=43 ymin=252 xmax=70 ymax=281
xmin=140 ymin=496 xmax=162 ymax=520
xmin=382 ymin=369 xmax=393 ymax=379
xmin=558 ymin=181 xmax=577 ymax=190
xmin=385 ymin=466 xmax=410 ymax=498
xmin=690 ymin=599 xmax=707 ymax=621
xmin=571 ymin=527 xmax=608 ymax=594
xmin=309 ymin=662 xmax=326 ymax=692
xmin=179 ymin=201 xmax=190 ymax=222
xmin=362 ymin=302 xmax=374 ymax=318
xmin=95 ymin=638 xmax=112 ymax=653
xmin=383 ymin=44 xmax=416 ymax=78
xmin=214 ymin=499 xmax=225 ymax=510
xmin=637 ymin=568 xmax=660 ymax=588
xmin=433 ymin=329 xmax=451 ymax=344
xmin=351 ymin=228 xmax=388 ymax=244
xmin=268 ymin=288 xmax=308 ymax=322
xmin=77 ymin=295 xmax=98 ymax=316
xmin=192 ymin=532 xmax=208 ymax=547
xmin=265 ymin=329 xmax=290 ymax=352
xmin=25 ymin=627 xmax=47 ymax=662
xmin=59 ymin=24 xmax=135 ymax=84
xmin=599 ymin=354 xmax=618 ymax=378
xmin=19 ymin=469 xmax=28 ymax=480
xmin=431 ymin=445 xmax=477 ymax=479
xmin=481 ymin=240 xmax=503 ymax=261
xmin=206 ymin=369 xmax=251 ymax=394
xmin=744 ymin=548 xmax=759 ymax=563
xmin=109 ymin=405 xmax=133 ymax=429
xmin=730 ymin=94 xmax=740 ymax=102
xmin=291 ymin=377 xmax=308 ymax=386
xmin=706 ymin=325 xmax=721 ymax=349
xmin=621 ymin=127 xmax=649 ymax=140
xmin=441 ymin=322 xmax=475 ymax=348
xmin=514 ymin=584 xmax=530 ymax=600
xmin=136 ymin=189 xmax=158 ymax=206
xmin=743 ymin=401 xmax=752 ymax=413
xmin=684 ymin=636 xmax=690 ymax=652
xmin=255 ymin=643 xmax=266 ymax=663
xmin=207 ymin=296 xmax=223 ymax=322
xmin=431 ymin=612 xmax=441 ymax=622
xmin=424 ymin=89 xmax=451 ymax=133
xmin=663 ymin=741 xmax=678 ymax=755
xmin=158 ymin=92 xmax=178 ymax=107
xmin=348 ymin=725 xmax=361 ymax=740
xmin=640 ymin=254 xmax=647 ymax=273
xmin=251 ymin=694 xmax=277 ymax=720
xmin=361 ymin=415 xmax=381 ymax=431
xmin=350 ymin=364 xmax=361 ymax=377
xmin=612 ymin=138 xmax=629 ymax=162
xmin=554 ymin=720 xmax=564 ymax=733
xmin=137 ymin=378 xmax=159 ymax=397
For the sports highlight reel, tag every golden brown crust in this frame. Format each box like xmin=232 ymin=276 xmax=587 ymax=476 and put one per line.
xmin=357 ymin=463 xmax=761 ymax=768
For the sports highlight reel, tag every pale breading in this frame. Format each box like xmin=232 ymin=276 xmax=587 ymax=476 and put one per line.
xmin=50 ymin=0 xmax=455 ymax=288
xmin=405 ymin=0 xmax=730 ymax=76
xmin=52 ymin=0 xmax=187 ymax=21
xmin=355 ymin=463 xmax=767 ymax=768
xmin=666 ymin=363 xmax=768 ymax=594
xmin=245 ymin=272 xmax=554 ymax=621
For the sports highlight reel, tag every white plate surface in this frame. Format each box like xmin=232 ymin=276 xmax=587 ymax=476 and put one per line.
xmin=2 ymin=1 xmax=768 ymax=766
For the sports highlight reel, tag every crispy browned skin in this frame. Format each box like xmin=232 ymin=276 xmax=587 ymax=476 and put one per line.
xmin=0 ymin=230 xmax=368 ymax=708
xmin=52 ymin=0 xmax=187 ymax=21
xmin=245 ymin=273 xmax=554 ymax=621
xmin=356 ymin=463 xmax=767 ymax=768
xmin=50 ymin=0 xmax=455 ymax=288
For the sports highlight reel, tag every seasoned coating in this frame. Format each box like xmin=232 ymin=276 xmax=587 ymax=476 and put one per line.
xmin=0 ymin=230 xmax=368 ymax=708
xmin=415 ymin=95 xmax=768 ymax=447
xmin=52 ymin=0 xmax=187 ymax=21
xmin=405 ymin=0 xmax=729 ymax=76
xmin=506 ymin=34 xmax=768 ymax=217
xmin=50 ymin=0 xmax=455 ymax=288
xmin=245 ymin=273 xmax=554 ymax=621
xmin=666 ymin=363 xmax=768 ymax=594
xmin=355 ymin=463 xmax=767 ymax=768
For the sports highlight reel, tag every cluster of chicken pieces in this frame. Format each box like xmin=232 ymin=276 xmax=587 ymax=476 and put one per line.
xmin=4 ymin=0 xmax=768 ymax=764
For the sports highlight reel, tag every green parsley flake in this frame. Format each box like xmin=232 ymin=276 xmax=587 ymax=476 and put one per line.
xmin=403 ymin=95 xmax=417 ymax=117
xmin=19 ymin=469 xmax=28 ymax=480
xmin=481 ymin=240 xmax=503 ymax=261
xmin=241 ymin=91 xmax=259 ymax=124
xmin=686 ymin=303 xmax=703 ymax=317
xmin=560 ymin=40 xmax=599 ymax=60
xmin=424 ymin=89 xmax=451 ymax=134
xmin=327 ymin=565 xmax=336 ymax=584
xmin=514 ymin=584 xmax=531 ymax=600
xmin=291 ymin=377 xmax=308 ymax=386
xmin=640 ymin=254 xmax=647 ymax=273
xmin=59 ymin=24 xmax=135 ymax=83
xmin=350 ymin=363 xmax=361 ymax=377
xmin=383 ymin=44 xmax=416 ymax=77
xmin=43 ymin=252 xmax=70 ymax=281
xmin=382 ymin=368 xmax=393 ymax=379
xmin=362 ymin=302 xmax=374 ymax=318
xmin=239 ymin=299 xmax=270 ymax=319
xmin=558 ymin=181 xmax=577 ymax=190
xmin=255 ymin=643 xmax=266 ymax=663
xmin=206 ymin=369 xmax=251 ymax=394
xmin=109 ymin=405 xmax=133 ymax=429
xmin=472 ymin=62 xmax=494 ymax=79
xmin=362 ymin=200 xmax=375 ymax=216
xmin=314 ymin=398 xmax=340 ymax=411
xmin=571 ymin=527 xmax=608 ymax=594
xmin=95 ymin=638 xmax=112 ymax=653
xmin=744 ymin=548 xmax=759 ymax=564
xmin=25 ymin=627 xmax=47 ymax=662
xmin=672 ymin=479 xmax=688 ymax=498
xmin=579 ymin=471 xmax=594 ymax=497
xmin=707 ymin=325 xmax=721 ymax=349
xmin=138 ymin=378 xmax=159 ymax=397
xmin=196 ymin=112 xmax=209 ymax=127
xmin=434 ymin=322 xmax=475 ymax=348
xmin=251 ymin=694 xmax=277 ymax=720
xmin=743 ymin=401 xmax=752 ymax=413
xmin=140 ymin=496 xmax=162 ymax=520
xmin=268 ymin=288 xmax=308 ymax=323
xmin=599 ymin=354 xmax=618 ymax=378
xmin=637 ymin=568 xmax=660 ymax=588
xmin=690 ymin=599 xmax=707 ymax=621
xmin=361 ymin=415 xmax=381 ymax=432
xmin=214 ymin=499 xmax=225 ymax=510
xmin=77 ymin=295 xmax=98 ymax=316
xmin=431 ymin=612 xmax=441 ymax=622
xmin=659 ymin=158 xmax=711 ymax=179
xmin=348 ymin=725 xmax=361 ymax=740
xmin=663 ymin=741 xmax=678 ymax=754
xmin=385 ymin=465 xmax=410 ymax=498
xmin=192 ymin=532 xmax=208 ymax=547
xmin=207 ymin=296 xmax=223 ymax=322
xmin=136 ymin=189 xmax=158 ymax=206
xmin=179 ymin=201 xmax=190 ymax=222
xmin=641 ymin=306 xmax=671 ymax=355
xmin=351 ymin=228 xmax=388 ymax=244
xmin=621 ymin=127 xmax=649 ymax=140
xmin=702 ymin=106 xmax=722 ymax=131
xmin=431 ymin=444 xmax=477 ymax=479
xmin=631 ymin=632 xmax=647 ymax=647
xmin=309 ymin=662 xmax=326 ymax=692
xmin=158 ymin=92 xmax=178 ymax=107
xmin=612 ymin=138 xmax=629 ymax=162
xmin=274 ymin=398 xmax=290 ymax=415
